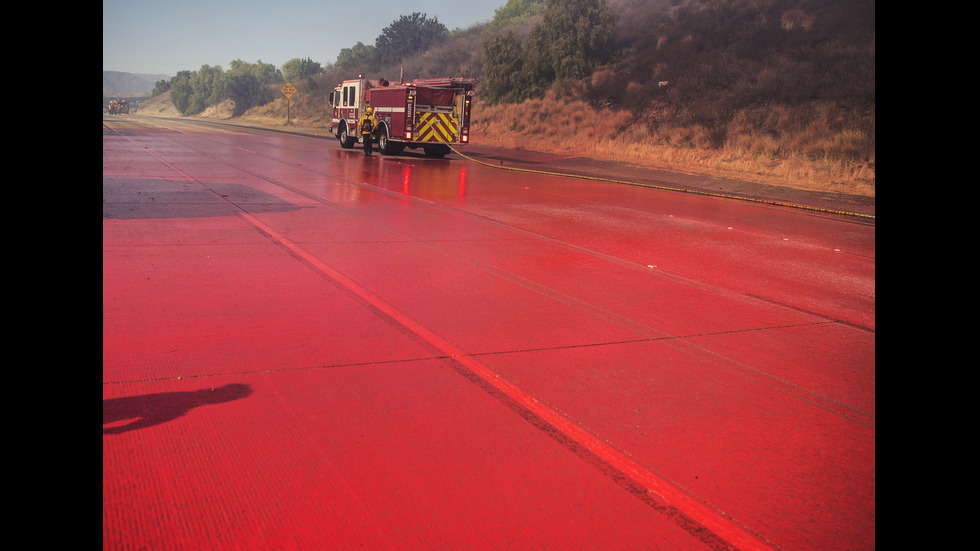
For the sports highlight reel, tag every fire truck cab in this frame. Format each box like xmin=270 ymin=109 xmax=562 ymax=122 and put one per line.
xmin=329 ymin=76 xmax=475 ymax=158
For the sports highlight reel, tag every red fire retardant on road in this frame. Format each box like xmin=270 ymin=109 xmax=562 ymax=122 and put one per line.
xmin=104 ymin=117 xmax=874 ymax=550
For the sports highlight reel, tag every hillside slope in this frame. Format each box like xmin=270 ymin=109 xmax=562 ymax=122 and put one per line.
xmin=104 ymin=71 xmax=170 ymax=97
xmin=127 ymin=0 xmax=874 ymax=197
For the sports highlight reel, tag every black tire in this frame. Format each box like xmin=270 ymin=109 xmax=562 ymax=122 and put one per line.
xmin=424 ymin=145 xmax=450 ymax=158
xmin=339 ymin=124 xmax=355 ymax=149
xmin=378 ymin=126 xmax=404 ymax=155
xmin=377 ymin=126 xmax=391 ymax=155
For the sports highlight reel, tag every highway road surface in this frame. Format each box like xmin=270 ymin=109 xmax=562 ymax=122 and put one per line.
xmin=103 ymin=115 xmax=875 ymax=550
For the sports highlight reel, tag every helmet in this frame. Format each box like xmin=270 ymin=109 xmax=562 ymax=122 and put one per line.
xmin=366 ymin=107 xmax=373 ymax=115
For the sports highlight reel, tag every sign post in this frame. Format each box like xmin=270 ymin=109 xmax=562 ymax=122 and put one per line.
xmin=280 ymin=82 xmax=297 ymax=124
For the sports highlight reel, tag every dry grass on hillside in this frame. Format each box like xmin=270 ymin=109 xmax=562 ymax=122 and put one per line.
xmin=471 ymin=92 xmax=874 ymax=197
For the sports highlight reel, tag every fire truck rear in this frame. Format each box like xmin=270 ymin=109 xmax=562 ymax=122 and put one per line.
xmin=329 ymin=76 xmax=475 ymax=158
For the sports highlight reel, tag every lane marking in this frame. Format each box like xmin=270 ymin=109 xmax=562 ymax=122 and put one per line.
xmin=236 ymin=209 xmax=776 ymax=551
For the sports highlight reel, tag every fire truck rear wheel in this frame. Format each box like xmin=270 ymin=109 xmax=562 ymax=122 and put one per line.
xmin=377 ymin=129 xmax=394 ymax=155
xmin=424 ymin=145 xmax=450 ymax=158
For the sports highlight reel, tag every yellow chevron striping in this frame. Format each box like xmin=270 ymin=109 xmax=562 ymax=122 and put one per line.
xmin=417 ymin=112 xmax=457 ymax=143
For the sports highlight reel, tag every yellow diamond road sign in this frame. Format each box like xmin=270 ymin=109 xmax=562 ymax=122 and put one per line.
xmin=281 ymin=83 xmax=297 ymax=98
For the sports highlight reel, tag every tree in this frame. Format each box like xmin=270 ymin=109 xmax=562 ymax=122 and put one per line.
xmin=152 ymin=79 xmax=170 ymax=97
xmin=527 ymin=0 xmax=616 ymax=83
xmin=228 ymin=59 xmax=282 ymax=85
xmin=481 ymin=0 xmax=616 ymax=103
xmin=225 ymin=73 xmax=263 ymax=116
xmin=226 ymin=60 xmax=280 ymax=115
xmin=188 ymin=64 xmax=225 ymax=114
xmin=336 ymin=42 xmax=377 ymax=71
xmin=374 ymin=13 xmax=449 ymax=66
xmin=489 ymin=0 xmax=546 ymax=29
xmin=282 ymin=57 xmax=322 ymax=83
xmin=169 ymin=71 xmax=193 ymax=115
xmin=481 ymin=31 xmax=525 ymax=104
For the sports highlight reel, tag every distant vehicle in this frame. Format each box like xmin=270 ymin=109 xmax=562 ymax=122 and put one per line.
xmin=107 ymin=99 xmax=129 ymax=115
xmin=329 ymin=76 xmax=475 ymax=158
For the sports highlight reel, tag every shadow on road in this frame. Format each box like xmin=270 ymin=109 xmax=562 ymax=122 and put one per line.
xmin=103 ymin=383 xmax=253 ymax=434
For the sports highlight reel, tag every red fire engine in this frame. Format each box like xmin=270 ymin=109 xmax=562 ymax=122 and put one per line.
xmin=329 ymin=76 xmax=475 ymax=157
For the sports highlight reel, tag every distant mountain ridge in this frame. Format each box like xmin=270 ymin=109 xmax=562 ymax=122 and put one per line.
xmin=104 ymin=71 xmax=171 ymax=97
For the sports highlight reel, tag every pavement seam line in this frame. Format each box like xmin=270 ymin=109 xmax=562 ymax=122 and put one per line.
xmin=232 ymin=204 xmax=777 ymax=551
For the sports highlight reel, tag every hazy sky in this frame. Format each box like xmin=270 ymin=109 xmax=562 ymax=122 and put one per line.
xmin=103 ymin=0 xmax=506 ymax=76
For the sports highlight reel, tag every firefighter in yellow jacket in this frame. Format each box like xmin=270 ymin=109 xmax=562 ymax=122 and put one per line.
xmin=358 ymin=107 xmax=379 ymax=156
